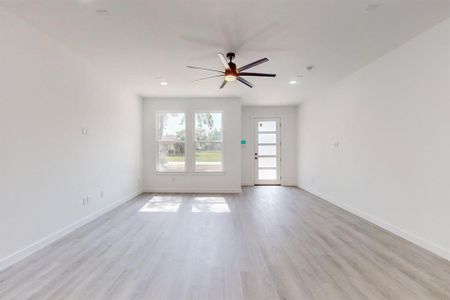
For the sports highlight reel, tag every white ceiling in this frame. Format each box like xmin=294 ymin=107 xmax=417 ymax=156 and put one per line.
xmin=1 ymin=0 xmax=449 ymax=105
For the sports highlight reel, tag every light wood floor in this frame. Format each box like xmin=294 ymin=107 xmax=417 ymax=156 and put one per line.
xmin=1 ymin=187 xmax=449 ymax=300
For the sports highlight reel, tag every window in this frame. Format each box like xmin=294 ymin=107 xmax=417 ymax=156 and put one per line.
xmin=157 ymin=112 xmax=185 ymax=172
xmin=195 ymin=112 xmax=223 ymax=172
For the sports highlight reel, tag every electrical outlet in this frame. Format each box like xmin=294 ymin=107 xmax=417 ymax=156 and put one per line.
xmin=100 ymin=191 xmax=104 ymax=199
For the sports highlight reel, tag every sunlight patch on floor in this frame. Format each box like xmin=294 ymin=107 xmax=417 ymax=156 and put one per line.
xmin=192 ymin=197 xmax=230 ymax=213
xmin=139 ymin=196 xmax=181 ymax=213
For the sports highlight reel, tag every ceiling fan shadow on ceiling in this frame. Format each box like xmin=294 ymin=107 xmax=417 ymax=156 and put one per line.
xmin=187 ymin=53 xmax=276 ymax=89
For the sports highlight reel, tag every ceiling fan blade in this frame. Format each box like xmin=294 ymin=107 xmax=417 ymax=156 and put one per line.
xmin=238 ymin=72 xmax=276 ymax=77
xmin=218 ymin=53 xmax=230 ymax=70
xmin=237 ymin=58 xmax=269 ymax=72
xmin=219 ymin=80 xmax=227 ymax=89
xmin=193 ymin=75 xmax=224 ymax=82
xmin=237 ymin=77 xmax=254 ymax=88
xmin=187 ymin=66 xmax=224 ymax=74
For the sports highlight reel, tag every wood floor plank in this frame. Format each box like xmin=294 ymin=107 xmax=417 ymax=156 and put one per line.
xmin=1 ymin=187 xmax=449 ymax=300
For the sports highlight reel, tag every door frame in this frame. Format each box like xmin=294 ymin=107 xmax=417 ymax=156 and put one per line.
xmin=253 ymin=117 xmax=281 ymax=185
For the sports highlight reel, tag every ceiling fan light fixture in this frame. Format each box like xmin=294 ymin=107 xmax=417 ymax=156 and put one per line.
xmin=225 ymin=74 xmax=237 ymax=82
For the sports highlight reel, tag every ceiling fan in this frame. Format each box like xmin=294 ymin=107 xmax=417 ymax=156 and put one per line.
xmin=187 ymin=53 xmax=276 ymax=89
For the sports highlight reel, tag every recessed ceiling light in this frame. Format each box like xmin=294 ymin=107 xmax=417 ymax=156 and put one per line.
xmin=95 ymin=9 xmax=110 ymax=16
xmin=160 ymin=82 xmax=168 ymax=86
xmin=306 ymin=65 xmax=315 ymax=72
xmin=366 ymin=4 xmax=381 ymax=11
xmin=289 ymin=80 xmax=297 ymax=85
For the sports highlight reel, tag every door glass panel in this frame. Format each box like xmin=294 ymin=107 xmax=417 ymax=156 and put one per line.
xmin=258 ymin=133 xmax=276 ymax=144
xmin=258 ymin=145 xmax=276 ymax=156
xmin=258 ymin=121 xmax=276 ymax=132
xmin=258 ymin=157 xmax=277 ymax=168
xmin=258 ymin=169 xmax=277 ymax=180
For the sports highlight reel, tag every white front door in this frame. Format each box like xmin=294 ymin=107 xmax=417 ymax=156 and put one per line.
xmin=254 ymin=118 xmax=281 ymax=185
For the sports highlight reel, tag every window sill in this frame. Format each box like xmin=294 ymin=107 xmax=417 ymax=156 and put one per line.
xmin=191 ymin=171 xmax=225 ymax=176
xmin=155 ymin=171 xmax=225 ymax=176
xmin=155 ymin=171 xmax=188 ymax=175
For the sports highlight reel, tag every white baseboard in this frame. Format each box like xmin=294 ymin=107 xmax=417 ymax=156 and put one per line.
xmin=298 ymin=185 xmax=450 ymax=262
xmin=0 ymin=190 xmax=142 ymax=272
xmin=144 ymin=187 xmax=242 ymax=194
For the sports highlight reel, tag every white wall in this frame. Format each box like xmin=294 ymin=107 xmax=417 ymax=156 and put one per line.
xmin=241 ymin=106 xmax=297 ymax=186
xmin=297 ymin=18 xmax=450 ymax=260
xmin=143 ymin=98 xmax=241 ymax=193
xmin=0 ymin=10 xmax=143 ymax=270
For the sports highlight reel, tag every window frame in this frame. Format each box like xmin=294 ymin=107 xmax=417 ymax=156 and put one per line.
xmin=155 ymin=111 xmax=187 ymax=173
xmin=154 ymin=110 xmax=225 ymax=175
xmin=193 ymin=111 xmax=224 ymax=173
